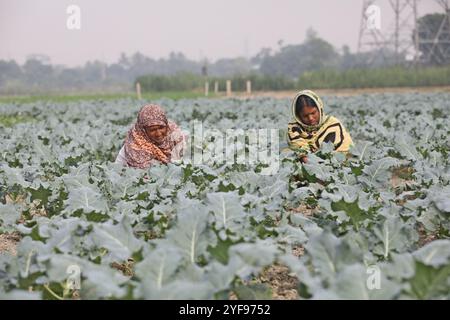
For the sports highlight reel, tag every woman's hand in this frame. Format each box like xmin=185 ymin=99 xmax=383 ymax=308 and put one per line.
xmin=299 ymin=154 xmax=308 ymax=163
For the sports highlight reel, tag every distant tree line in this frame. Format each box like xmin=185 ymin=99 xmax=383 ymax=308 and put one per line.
xmin=1 ymin=13 xmax=449 ymax=94
xmin=297 ymin=65 xmax=450 ymax=89
xmin=136 ymin=73 xmax=298 ymax=92
xmin=137 ymin=65 xmax=450 ymax=93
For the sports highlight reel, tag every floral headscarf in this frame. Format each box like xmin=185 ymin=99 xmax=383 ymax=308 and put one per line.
xmin=123 ymin=104 xmax=184 ymax=169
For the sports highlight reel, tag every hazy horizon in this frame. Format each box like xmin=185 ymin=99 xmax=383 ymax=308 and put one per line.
xmin=0 ymin=0 xmax=444 ymax=67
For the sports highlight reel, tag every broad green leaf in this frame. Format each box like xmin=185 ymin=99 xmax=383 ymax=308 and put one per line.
xmin=206 ymin=192 xmax=246 ymax=232
xmin=206 ymin=257 xmax=247 ymax=291
xmin=134 ymin=244 xmax=183 ymax=289
xmin=305 ymin=231 xmax=362 ymax=283
xmin=432 ymin=189 xmax=450 ymax=213
xmin=373 ymin=217 xmax=410 ymax=259
xmin=413 ymin=240 xmax=450 ymax=268
xmin=331 ymin=199 xmax=368 ymax=228
xmin=234 ymin=283 xmax=272 ymax=300
xmin=360 ymin=157 xmax=399 ymax=187
xmin=0 ymin=203 xmax=23 ymax=228
xmin=64 ymin=185 xmax=109 ymax=214
xmin=45 ymin=254 xmax=128 ymax=299
xmin=28 ymin=185 xmax=52 ymax=206
xmin=276 ymin=224 xmax=308 ymax=246
xmin=167 ymin=209 xmax=212 ymax=264
xmin=0 ymin=289 xmax=41 ymax=300
xmin=349 ymin=141 xmax=374 ymax=161
xmin=406 ymin=262 xmax=450 ymax=300
xmin=314 ymin=264 xmax=401 ymax=300
xmin=229 ymin=240 xmax=277 ymax=269
xmin=207 ymin=236 xmax=237 ymax=264
xmin=381 ymin=253 xmax=415 ymax=281
xmin=91 ymin=217 xmax=143 ymax=261
xmin=395 ymin=136 xmax=421 ymax=161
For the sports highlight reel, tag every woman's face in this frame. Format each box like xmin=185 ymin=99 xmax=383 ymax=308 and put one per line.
xmin=299 ymin=105 xmax=320 ymax=126
xmin=145 ymin=125 xmax=168 ymax=142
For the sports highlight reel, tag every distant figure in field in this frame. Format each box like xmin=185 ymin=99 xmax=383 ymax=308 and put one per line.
xmin=115 ymin=104 xmax=186 ymax=169
xmin=287 ymin=90 xmax=353 ymax=163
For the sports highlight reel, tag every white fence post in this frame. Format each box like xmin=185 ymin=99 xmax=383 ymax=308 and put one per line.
xmin=136 ymin=82 xmax=142 ymax=100
xmin=214 ymin=81 xmax=219 ymax=94
xmin=246 ymin=80 xmax=251 ymax=95
xmin=226 ymin=80 xmax=232 ymax=96
xmin=204 ymin=81 xmax=209 ymax=97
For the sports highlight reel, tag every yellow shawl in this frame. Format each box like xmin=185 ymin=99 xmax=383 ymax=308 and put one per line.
xmin=287 ymin=90 xmax=353 ymax=154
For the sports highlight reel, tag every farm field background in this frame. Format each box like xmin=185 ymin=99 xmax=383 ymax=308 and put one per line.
xmin=0 ymin=91 xmax=449 ymax=300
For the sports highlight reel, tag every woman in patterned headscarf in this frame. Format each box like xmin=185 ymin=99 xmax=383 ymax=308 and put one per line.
xmin=287 ymin=90 xmax=353 ymax=163
xmin=115 ymin=104 xmax=186 ymax=169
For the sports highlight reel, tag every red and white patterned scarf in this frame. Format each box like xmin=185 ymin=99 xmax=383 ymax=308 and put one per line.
xmin=124 ymin=104 xmax=184 ymax=169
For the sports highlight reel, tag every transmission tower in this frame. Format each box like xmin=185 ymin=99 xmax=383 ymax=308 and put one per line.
xmin=358 ymin=0 xmax=450 ymax=65
xmin=419 ymin=0 xmax=450 ymax=64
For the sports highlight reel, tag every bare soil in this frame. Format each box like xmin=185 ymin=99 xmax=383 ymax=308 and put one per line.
xmin=0 ymin=232 xmax=21 ymax=256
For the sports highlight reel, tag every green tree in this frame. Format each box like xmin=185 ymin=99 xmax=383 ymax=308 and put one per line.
xmin=259 ymin=29 xmax=340 ymax=78
xmin=0 ymin=60 xmax=22 ymax=85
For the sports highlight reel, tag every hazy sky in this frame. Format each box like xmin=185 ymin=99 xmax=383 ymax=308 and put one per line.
xmin=0 ymin=0 xmax=443 ymax=67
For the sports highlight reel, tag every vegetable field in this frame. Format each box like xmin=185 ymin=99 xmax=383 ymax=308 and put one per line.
xmin=0 ymin=93 xmax=449 ymax=300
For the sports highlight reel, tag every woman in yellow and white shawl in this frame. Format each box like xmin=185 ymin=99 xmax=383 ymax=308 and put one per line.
xmin=287 ymin=90 xmax=353 ymax=163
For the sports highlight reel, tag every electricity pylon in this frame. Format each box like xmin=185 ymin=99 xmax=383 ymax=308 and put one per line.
xmin=358 ymin=0 xmax=450 ymax=65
